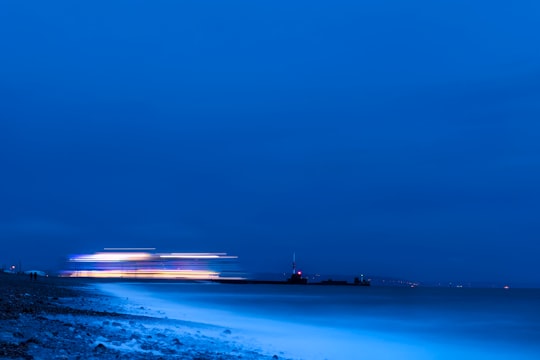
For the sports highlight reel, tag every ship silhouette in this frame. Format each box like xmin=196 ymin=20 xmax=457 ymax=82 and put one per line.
xmin=214 ymin=253 xmax=370 ymax=286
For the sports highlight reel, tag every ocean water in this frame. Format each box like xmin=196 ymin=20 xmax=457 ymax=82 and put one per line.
xmin=99 ymin=282 xmax=540 ymax=359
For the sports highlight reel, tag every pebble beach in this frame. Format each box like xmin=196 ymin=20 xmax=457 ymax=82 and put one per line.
xmin=0 ymin=273 xmax=289 ymax=360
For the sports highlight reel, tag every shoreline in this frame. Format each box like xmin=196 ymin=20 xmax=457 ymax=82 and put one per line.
xmin=0 ymin=273 xmax=290 ymax=360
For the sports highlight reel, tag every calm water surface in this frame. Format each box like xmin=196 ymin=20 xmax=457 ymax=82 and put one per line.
xmin=103 ymin=282 xmax=540 ymax=359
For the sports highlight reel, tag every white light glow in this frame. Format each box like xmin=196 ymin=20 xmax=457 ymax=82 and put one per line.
xmin=71 ymin=252 xmax=152 ymax=262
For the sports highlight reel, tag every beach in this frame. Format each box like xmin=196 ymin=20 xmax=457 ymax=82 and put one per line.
xmin=3 ymin=274 xmax=540 ymax=360
xmin=0 ymin=273 xmax=289 ymax=360
xmin=94 ymin=281 xmax=540 ymax=360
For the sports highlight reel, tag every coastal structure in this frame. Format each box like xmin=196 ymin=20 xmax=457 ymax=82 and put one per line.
xmin=287 ymin=252 xmax=307 ymax=284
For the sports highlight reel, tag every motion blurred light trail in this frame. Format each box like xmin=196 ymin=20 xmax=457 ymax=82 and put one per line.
xmin=63 ymin=248 xmax=242 ymax=280
xmin=66 ymin=269 xmax=220 ymax=279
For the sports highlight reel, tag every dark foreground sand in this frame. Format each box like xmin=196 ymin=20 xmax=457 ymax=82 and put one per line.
xmin=0 ymin=273 xmax=288 ymax=360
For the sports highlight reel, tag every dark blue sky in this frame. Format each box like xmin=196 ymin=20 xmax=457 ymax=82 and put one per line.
xmin=1 ymin=1 xmax=539 ymax=284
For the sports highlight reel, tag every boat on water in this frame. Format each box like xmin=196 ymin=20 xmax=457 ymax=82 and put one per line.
xmin=285 ymin=253 xmax=370 ymax=286
xmin=287 ymin=271 xmax=308 ymax=284
xmin=211 ymin=274 xmax=370 ymax=286
xmin=213 ymin=253 xmax=370 ymax=286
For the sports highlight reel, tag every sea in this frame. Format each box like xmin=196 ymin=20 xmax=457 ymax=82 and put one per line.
xmin=99 ymin=282 xmax=540 ymax=360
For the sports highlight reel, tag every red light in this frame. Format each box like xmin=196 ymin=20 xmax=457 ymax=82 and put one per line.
xmin=297 ymin=271 xmax=302 ymax=275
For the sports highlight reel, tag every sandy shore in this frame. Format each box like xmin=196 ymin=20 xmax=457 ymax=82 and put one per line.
xmin=0 ymin=273 xmax=290 ymax=360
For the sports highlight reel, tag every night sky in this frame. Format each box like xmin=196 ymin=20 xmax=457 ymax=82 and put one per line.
xmin=1 ymin=1 xmax=539 ymax=284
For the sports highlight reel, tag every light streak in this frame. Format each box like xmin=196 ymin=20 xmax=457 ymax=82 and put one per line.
xmin=70 ymin=252 xmax=152 ymax=262
xmin=64 ymin=249 xmax=242 ymax=280
xmin=104 ymin=247 xmax=156 ymax=251
xmin=160 ymin=252 xmax=232 ymax=258
xmin=66 ymin=269 xmax=221 ymax=279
